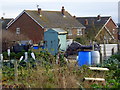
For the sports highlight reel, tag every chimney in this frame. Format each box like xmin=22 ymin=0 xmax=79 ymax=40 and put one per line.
xmin=73 ymin=15 xmax=76 ymax=18
xmin=97 ymin=15 xmax=101 ymax=21
xmin=1 ymin=17 xmax=4 ymax=20
xmin=61 ymin=6 xmax=65 ymax=15
xmin=38 ymin=8 xmax=42 ymax=17
xmin=85 ymin=19 xmax=88 ymax=25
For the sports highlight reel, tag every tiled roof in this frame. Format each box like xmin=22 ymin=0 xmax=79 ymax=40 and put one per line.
xmin=76 ymin=16 xmax=110 ymax=33
xmin=25 ymin=10 xmax=85 ymax=28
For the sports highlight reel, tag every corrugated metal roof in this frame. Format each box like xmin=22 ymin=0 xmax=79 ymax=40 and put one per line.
xmin=25 ymin=10 xmax=85 ymax=29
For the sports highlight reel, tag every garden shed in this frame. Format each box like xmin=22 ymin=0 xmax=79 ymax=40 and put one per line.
xmin=44 ymin=28 xmax=67 ymax=55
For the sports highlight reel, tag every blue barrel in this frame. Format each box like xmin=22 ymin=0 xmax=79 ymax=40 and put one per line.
xmin=33 ymin=46 xmax=39 ymax=49
xmin=78 ymin=51 xmax=92 ymax=66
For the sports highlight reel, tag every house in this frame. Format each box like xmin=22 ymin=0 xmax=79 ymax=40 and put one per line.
xmin=0 ymin=17 xmax=13 ymax=30
xmin=76 ymin=15 xmax=118 ymax=43
xmin=0 ymin=17 xmax=14 ymax=51
xmin=44 ymin=28 xmax=67 ymax=55
xmin=7 ymin=7 xmax=85 ymax=44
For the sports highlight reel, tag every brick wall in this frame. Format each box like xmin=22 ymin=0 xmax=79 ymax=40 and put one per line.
xmin=67 ymin=28 xmax=85 ymax=39
xmin=106 ymin=19 xmax=118 ymax=40
xmin=8 ymin=12 xmax=44 ymax=43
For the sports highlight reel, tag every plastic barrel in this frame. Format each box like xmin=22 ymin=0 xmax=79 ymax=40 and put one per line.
xmin=33 ymin=46 xmax=39 ymax=49
xmin=78 ymin=51 xmax=92 ymax=66
xmin=91 ymin=51 xmax=100 ymax=65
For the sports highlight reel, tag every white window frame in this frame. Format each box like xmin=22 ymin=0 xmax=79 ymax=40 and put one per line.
xmin=112 ymin=29 xmax=117 ymax=34
xmin=68 ymin=29 xmax=72 ymax=36
xmin=16 ymin=28 xmax=20 ymax=35
xmin=77 ymin=29 xmax=82 ymax=35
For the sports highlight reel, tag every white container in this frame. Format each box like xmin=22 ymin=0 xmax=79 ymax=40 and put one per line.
xmin=91 ymin=51 xmax=100 ymax=65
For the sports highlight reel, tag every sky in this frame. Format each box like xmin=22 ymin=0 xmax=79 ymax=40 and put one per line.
xmin=0 ymin=0 xmax=119 ymax=23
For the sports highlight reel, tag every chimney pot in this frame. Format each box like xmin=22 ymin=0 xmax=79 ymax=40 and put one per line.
xmin=1 ymin=17 xmax=4 ymax=20
xmin=73 ymin=15 xmax=76 ymax=18
xmin=97 ymin=15 xmax=101 ymax=20
xmin=38 ymin=8 xmax=41 ymax=15
xmin=61 ymin=6 xmax=65 ymax=15
xmin=85 ymin=19 xmax=88 ymax=25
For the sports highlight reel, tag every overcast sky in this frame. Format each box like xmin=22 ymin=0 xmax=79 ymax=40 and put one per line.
xmin=0 ymin=0 xmax=119 ymax=23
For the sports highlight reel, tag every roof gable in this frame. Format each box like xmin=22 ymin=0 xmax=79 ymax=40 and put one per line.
xmin=7 ymin=11 xmax=44 ymax=29
xmin=108 ymin=18 xmax=118 ymax=27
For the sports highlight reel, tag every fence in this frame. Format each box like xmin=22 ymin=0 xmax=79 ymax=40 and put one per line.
xmin=100 ymin=44 xmax=119 ymax=60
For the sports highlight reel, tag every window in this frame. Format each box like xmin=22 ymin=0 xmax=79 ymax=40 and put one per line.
xmin=112 ymin=29 xmax=117 ymax=34
xmin=16 ymin=28 xmax=20 ymax=35
xmin=77 ymin=29 xmax=82 ymax=35
xmin=68 ymin=29 xmax=72 ymax=36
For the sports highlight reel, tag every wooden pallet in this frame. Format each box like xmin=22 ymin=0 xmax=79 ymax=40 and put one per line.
xmin=83 ymin=67 xmax=109 ymax=82
xmin=84 ymin=77 xmax=105 ymax=81
xmin=88 ymin=67 xmax=109 ymax=71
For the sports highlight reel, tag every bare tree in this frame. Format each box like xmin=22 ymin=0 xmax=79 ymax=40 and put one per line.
xmin=1 ymin=30 xmax=29 ymax=51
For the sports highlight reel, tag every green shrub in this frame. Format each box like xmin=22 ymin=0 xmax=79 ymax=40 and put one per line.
xmin=102 ymin=53 xmax=120 ymax=88
xmin=74 ymin=37 xmax=90 ymax=45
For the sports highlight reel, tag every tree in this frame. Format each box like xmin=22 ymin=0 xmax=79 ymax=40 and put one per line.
xmin=1 ymin=30 xmax=29 ymax=52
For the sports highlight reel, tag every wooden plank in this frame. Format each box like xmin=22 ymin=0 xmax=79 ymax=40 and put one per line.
xmin=3 ymin=60 xmax=9 ymax=62
xmin=84 ymin=77 xmax=105 ymax=81
xmin=89 ymin=67 xmax=109 ymax=71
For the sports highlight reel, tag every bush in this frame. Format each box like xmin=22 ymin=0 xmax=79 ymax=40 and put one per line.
xmin=110 ymin=53 xmax=120 ymax=62
xmin=74 ymin=37 xmax=90 ymax=45
xmin=102 ymin=53 xmax=120 ymax=88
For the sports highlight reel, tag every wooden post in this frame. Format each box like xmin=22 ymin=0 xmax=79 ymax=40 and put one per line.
xmin=99 ymin=46 xmax=103 ymax=65
xmin=7 ymin=48 xmax=11 ymax=68
xmin=92 ymin=41 xmax=94 ymax=51
xmin=0 ymin=54 xmax=3 ymax=89
xmin=14 ymin=60 xmax=18 ymax=83
xmin=103 ymin=39 xmax=106 ymax=60
xmin=56 ymin=53 xmax=59 ymax=64
xmin=111 ymin=47 xmax=114 ymax=55
xmin=117 ymin=40 xmax=120 ymax=52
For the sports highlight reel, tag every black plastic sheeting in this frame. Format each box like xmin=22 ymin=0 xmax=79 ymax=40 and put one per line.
xmin=13 ymin=45 xmax=30 ymax=53
xmin=65 ymin=41 xmax=100 ymax=56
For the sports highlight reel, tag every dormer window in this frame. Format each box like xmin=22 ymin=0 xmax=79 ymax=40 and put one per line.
xmin=16 ymin=28 xmax=20 ymax=35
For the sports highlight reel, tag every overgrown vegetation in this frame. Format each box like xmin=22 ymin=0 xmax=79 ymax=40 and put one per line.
xmin=74 ymin=25 xmax=100 ymax=45
xmin=74 ymin=37 xmax=90 ymax=45
xmin=91 ymin=52 xmax=120 ymax=88
xmin=1 ymin=50 xmax=120 ymax=88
